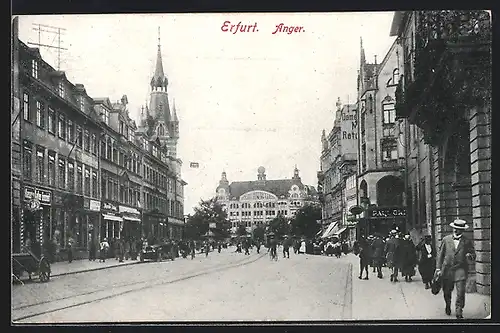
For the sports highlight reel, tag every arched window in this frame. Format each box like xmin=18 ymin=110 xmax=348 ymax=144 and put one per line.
xmin=158 ymin=124 xmax=165 ymax=136
xmin=393 ymin=68 xmax=400 ymax=85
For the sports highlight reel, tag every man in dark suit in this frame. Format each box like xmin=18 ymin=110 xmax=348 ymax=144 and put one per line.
xmin=436 ymin=219 xmax=476 ymax=319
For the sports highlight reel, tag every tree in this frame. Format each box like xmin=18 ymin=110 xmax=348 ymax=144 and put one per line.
xmin=268 ymin=213 xmax=290 ymax=239
xmin=185 ymin=197 xmax=230 ymax=240
xmin=252 ymin=225 xmax=265 ymax=242
xmin=236 ymin=224 xmax=247 ymax=237
xmin=290 ymin=204 xmax=322 ymax=239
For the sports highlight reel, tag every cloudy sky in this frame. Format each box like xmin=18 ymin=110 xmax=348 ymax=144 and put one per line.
xmin=18 ymin=12 xmax=396 ymax=214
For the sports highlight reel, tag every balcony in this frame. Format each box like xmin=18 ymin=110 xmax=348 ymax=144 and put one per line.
xmin=395 ymin=10 xmax=491 ymax=145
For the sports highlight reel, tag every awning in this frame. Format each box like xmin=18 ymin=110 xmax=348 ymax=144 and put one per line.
xmin=334 ymin=227 xmax=348 ymax=236
xmin=122 ymin=216 xmax=141 ymax=222
xmin=102 ymin=214 xmax=123 ymax=222
xmin=321 ymin=222 xmax=338 ymax=239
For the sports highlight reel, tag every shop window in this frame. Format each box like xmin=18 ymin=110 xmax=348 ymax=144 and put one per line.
xmin=23 ymin=141 xmax=33 ymax=180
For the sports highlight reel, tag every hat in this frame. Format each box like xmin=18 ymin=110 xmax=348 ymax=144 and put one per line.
xmin=390 ymin=230 xmax=397 ymax=235
xmin=450 ymin=219 xmax=469 ymax=230
xmin=404 ymin=234 xmax=410 ymax=240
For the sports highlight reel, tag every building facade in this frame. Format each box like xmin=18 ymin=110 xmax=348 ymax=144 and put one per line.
xmin=216 ymin=166 xmax=318 ymax=233
xmin=391 ymin=10 xmax=491 ymax=295
xmin=11 ymin=25 xmax=187 ymax=258
xmin=318 ymin=99 xmax=357 ymax=238
xmin=355 ymin=37 xmax=407 ymax=237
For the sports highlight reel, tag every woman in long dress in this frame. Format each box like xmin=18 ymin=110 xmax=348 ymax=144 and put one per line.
xmin=400 ymin=234 xmax=417 ymax=282
xmin=416 ymin=235 xmax=436 ymax=289
xmin=299 ymin=239 xmax=306 ymax=254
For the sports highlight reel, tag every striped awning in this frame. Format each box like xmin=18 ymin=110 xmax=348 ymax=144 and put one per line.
xmin=102 ymin=214 xmax=123 ymax=222
xmin=321 ymin=222 xmax=338 ymax=239
xmin=334 ymin=227 xmax=348 ymax=236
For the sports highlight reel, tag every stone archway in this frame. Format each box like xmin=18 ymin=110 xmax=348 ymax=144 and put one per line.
xmin=376 ymin=175 xmax=404 ymax=207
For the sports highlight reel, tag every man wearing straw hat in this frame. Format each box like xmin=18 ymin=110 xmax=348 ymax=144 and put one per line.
xmin=435 ymin=219 xmax=476 ymax=319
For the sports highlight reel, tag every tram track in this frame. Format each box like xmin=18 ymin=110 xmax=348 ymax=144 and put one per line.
xmin=12 ymin=253 xmax=266 ymax=323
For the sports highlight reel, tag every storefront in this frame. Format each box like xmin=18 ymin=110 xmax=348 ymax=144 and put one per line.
xmin=22 ymin=186 xmax=52 ymax=251
xmin=84 ymin=198 xmax=101 ymax=248
xmin=143 ymin=208 xmax=167 ymax=243
xmin=357 ymin=206 xmax=407 ymax=238
xmin=119 ymin=205 xmax=141 ymax=240
xmin=101 ymin=201 xmax=123 ymax=241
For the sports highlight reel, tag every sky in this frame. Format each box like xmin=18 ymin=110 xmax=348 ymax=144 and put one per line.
xmin=17 ymin=12 xmax=396 ymax=214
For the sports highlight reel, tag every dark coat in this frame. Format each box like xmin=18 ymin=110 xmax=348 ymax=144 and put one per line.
xmin=385 ymin=237 xmax=401 ymax=268
xmin=371 ymin=238 xmax=385 ymax=261
xmin=416 ymin=240 xmax=436 ymax=283
xmin=400 ymin=239 xmax=417 ymax=276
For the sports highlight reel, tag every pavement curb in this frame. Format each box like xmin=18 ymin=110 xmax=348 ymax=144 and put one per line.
xmin=51 ymin=261 xmax=142 ymax=277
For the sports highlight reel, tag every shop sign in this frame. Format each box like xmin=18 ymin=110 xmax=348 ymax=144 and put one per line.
xmin=119 ymin=205 xmax=140 ymax=215
xmin=24 ymin=186 xmax=52 ymax=205
xmin=102 ymin=201 xmax=118 ymax=212
xmin=369 ymin=207 xmax=406 ymax=219
xmin=89 ymin=200 xmax=101 ymax=212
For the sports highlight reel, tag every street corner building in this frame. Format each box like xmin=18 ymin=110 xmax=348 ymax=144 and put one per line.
xmin=11 ymin=19 xmax=187 ymax=262
xmin=316 ymin=10 xmax=491 ymax=295
xmin=215 ymin=166 xmax=320 ymax=234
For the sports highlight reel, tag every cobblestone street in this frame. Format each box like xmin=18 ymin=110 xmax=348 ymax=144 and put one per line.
xmin=11 ymin=249 xmax=490 ymax=323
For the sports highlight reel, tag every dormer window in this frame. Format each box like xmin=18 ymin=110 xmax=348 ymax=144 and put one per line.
xmin=393 ymin=68 xmax=400 ymax=85
xmin=31 ymin=60 xmax=39 ymax=79
xmin=101 ymin=107 xmax=110 ymax=125
xmin=58 ymin=81 xmax=65 ymax=98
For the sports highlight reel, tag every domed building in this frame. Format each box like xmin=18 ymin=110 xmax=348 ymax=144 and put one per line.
xmin=216 ymin=166 xmax=319 ymax=233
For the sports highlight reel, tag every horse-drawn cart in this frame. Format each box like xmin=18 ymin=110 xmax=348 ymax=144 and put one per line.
xmin=12 ymin=249 xmax=51 ymax=284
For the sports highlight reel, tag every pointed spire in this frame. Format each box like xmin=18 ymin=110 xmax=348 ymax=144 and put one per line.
xmin=360 ymin=36 xmax=366 ymax=66
xmin=172 ymin=99 xmax=179 ymax=122
xmin=293 ymin=165 xmax=300 ymax=179
xmin=151 ymin=26 xmax=168 ymax=89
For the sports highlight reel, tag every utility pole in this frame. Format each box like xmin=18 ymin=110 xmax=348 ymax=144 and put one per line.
xmin=28 ymin=23 xmax=67 ymax=70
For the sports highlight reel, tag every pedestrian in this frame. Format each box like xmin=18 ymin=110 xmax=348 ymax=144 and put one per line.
xmin=283 ymin=236 xmax=290 ymax=258
xmin=130 ymin=237 xmax=137 ymax=260
xmin=299 ymin=239 xmax=306 ymax=254
xmin=416 ymin=234 xmax=436 ymax=289
xmin=256 ymin=240 xmax=261 ymax=254
xmin=270 ymin=237 xmax=278 ymax=261
xmin=400 ymin=234 xmax=417 ymax=282
xmin=244 ymin=239 xmax=250 ymax=255
xmin=435 ymin=219 xmax=476 ymax=319
xmin=67 ymin=236 xmax=74 ymax=263
xmin=218 ymin=241 xmax=222 ymax=253
xmin=204 ymin=240 xmax=210 ymax=257
xmin=124 ymin=238 xmax=131 ymax=260
xmin=99 ymin=238 xmax=109 ymax=263
xmin=118 ymin=238 xmax=125 ymax=263
xmin=88 ymin=236 xmax=96 ymax=261
xmin=385 ymin=230 xmax=402 ymax=282
xmin=358 ymin=236 xmax=371 ymax=280
xmin=371 ymin=234 xmax=385 ymax=279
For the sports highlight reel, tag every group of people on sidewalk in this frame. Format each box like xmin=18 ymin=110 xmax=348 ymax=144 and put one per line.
xmin=354 ymin=219 xmax=476 ymax=319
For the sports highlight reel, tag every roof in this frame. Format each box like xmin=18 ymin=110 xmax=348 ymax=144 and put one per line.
xmin=390 ymin=11 xmax=405 ymax=37
xmin=228 ymin=179 xmax=305 ymax=200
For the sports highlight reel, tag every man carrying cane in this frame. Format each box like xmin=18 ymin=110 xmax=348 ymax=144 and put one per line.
xmin=435 ymin=219 xmax=476 ymax=319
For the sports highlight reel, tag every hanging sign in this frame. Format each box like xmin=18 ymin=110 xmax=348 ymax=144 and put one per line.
xmin=369 ymin=207 xmax=406 ymax=219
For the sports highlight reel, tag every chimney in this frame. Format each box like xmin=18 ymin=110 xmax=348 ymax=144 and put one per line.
xmin=374 ymin=55 xmax=377 ymax=65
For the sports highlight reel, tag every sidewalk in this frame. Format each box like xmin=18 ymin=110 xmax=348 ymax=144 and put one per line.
xmin=49 ymin=258 xmax=141 ymax=277
xmin=337 ymin=253 xmax=491 ymax=320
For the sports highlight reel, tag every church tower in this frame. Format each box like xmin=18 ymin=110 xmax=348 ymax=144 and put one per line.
xmin=146 ymin=27 xmax=179 ymax=158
